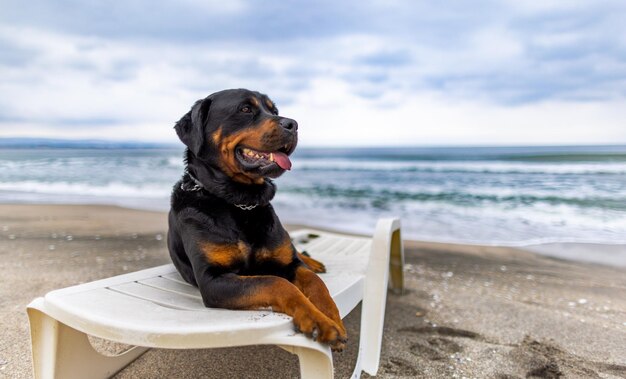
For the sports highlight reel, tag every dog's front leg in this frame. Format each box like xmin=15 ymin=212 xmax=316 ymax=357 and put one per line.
xmin=292 ymin=265 xmax=347 ymax=347
xmin=194 ymin=271 xmax=346 ymax=349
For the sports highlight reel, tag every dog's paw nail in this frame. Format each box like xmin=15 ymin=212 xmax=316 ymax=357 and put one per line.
xmin=331 ymin=344 xmax=345 ymax=352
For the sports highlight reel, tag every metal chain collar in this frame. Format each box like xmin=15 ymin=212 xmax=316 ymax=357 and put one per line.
xmin=180 ymin=180 xmax=203 ymax=192
xmin=180 ymin=173 xmax=259 ymax=211
xmin=233 ymin=203 xmax=258 ymax=211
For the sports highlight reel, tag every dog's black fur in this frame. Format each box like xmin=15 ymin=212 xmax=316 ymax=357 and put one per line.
xmin=167 ymin=89 xmax=347 ymax=350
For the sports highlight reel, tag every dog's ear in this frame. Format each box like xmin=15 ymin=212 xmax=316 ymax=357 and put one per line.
xmin=174 ymin=97 xmax=212 ymax=156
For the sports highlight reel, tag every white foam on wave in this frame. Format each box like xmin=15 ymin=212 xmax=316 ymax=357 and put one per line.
xmin=281 ymin=180 xmax=623 ymax=204
xmin=3 ymin=178 xmax=624 ymax=246
xmin=273 ymin=191 xmax=626 ymax=246
xmin=0 ymin=181 xmax=170 ymax=198
xmin=167 ymin=156 xmax=184 ymax=168
xmin=294 ymin=158 xmax=626 ymax=175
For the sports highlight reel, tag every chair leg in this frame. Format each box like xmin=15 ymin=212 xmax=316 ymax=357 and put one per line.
xmin=27 ymin=304 xmax=148 ymax=379
xmin=279 ymin=344 xmax=333 ymax=379
xmin=293 ymin=346 xmax=334 ymax=379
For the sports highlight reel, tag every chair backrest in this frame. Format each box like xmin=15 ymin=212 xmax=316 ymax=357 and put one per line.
xmin=359 ymin=218 xmax=403 ymax=375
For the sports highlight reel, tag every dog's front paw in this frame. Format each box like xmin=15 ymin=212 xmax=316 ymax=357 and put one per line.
xmin=293 ymin=309 xmax=348 ymax=351
xmin=298 ymin=253 xmax=326 ymax=273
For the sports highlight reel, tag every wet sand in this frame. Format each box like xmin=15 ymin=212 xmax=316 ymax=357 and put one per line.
xmin=1 ymin=204 xmax=625 ymax=378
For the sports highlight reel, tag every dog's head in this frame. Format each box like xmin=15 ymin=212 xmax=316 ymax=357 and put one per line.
xmin=175 ymin=89 xmax=298 ymax=184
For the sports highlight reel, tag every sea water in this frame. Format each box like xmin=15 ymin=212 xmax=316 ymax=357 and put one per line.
xmin=1 ymin=145 xmax=625 ymax=252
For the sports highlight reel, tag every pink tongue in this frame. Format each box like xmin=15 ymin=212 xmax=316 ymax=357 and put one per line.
xmin=273 ymin=151 xmax=292 ymax=170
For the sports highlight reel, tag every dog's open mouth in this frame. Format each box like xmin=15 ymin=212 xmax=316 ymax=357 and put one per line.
xmin=236 ymin=146 xmax=292 ymax=171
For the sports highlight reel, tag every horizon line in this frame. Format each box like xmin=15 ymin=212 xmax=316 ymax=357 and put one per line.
xmin=1 ymin=137 xmax=626 ymax=150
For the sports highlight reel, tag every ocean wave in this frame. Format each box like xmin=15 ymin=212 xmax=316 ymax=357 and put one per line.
xmin=293 ymin=159 xmax=626 ymax=175
xmin=0 ymin=181 xmax=170 ymax=198
xmin=273 ymin=192 xmax=626 ymax=245
xmin=2 ymin=146 xmax=625 ymax=248
xmin=293 ymin=146 xmax=626 ymax=162
xmin=499 ymin=153 xmax=626 ymax=162
xmin=278 ymin=185 xmax=626 ymax=211
xmin=167 ymin=156 xmax=184 ymax=168
xmin=0 ymin=155 xmax=184 ymax=170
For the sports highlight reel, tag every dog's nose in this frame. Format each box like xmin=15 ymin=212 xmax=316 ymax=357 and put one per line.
xmin=279 ymin=118 xmax=298 ymax=132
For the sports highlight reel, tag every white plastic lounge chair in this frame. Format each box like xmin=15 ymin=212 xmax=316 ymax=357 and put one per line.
xmin=27 ymin=218 xmax=404 ymax=379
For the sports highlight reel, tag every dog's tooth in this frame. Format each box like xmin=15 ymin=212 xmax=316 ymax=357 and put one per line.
xmin=269 ymin=153 xmax=274 ymax=161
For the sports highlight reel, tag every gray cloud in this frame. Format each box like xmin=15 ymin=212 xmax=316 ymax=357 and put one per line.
xmin=0 ymin=0 xmax=625 ymax=134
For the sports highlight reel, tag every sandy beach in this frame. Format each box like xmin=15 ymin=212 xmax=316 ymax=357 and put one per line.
xmin=1 ymin=204 xmax=625 ymax=378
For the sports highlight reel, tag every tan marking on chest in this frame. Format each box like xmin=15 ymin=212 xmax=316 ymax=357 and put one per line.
xmin=254 ymin=238 xmax=294 ymax=266
xmin=200 ymin=241 xmax=250 ymax=267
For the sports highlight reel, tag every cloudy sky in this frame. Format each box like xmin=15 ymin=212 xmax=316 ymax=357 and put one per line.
xmin=1 ymin=0 xmax=625 ymax=146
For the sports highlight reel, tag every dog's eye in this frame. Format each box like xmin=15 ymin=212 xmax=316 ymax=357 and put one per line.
xmin=241 ymin=106 xmax=252 ymax=113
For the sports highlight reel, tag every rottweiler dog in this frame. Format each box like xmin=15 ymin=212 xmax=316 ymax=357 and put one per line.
xmin=168 ymin=89 xmax=347 ymax=350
